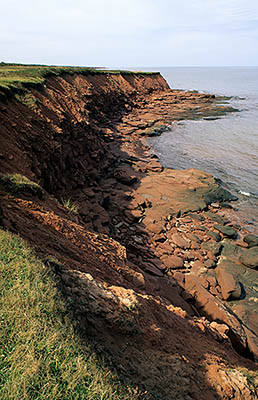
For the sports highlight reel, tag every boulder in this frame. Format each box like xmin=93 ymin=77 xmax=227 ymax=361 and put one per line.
xmin=216 ymin=267 xmax=242 ymax=301
xmin=239 ymin=247 xmax=258 ymax=269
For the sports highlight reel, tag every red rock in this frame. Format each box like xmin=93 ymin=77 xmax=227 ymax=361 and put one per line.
xmin=124 ymin=209 xmax=142 ymax=222
xmin=147 ymin=223 xmax=163 ymax=234
xmin=173 ymin=271 xmax=185 ymax=288
xmin=190 ymin=260 xmax=207 ymax=276
xmin=158 ymin=241 xmax=172 ymax=253
xmin=150 ymin=259 xmax=166 ymax=271
xmin=206 ymin=251 xmax=217 ymax=261
xmin=216 ymin=267 xmax=241 ymax=301
xmin=210 ymin=321 xmax=229 ymax=340
xmin=197 ymin=276 xmax=209 ymax=290
xmin=132 ymin=272 xmax=145 ymax=289
xmin=243 ymin=326 xmax=258 ymax=362
xmin=184 ymin=275 xmax=247 ymax=354
xmin=235 ymin=240 xmax=248 ymax=248
xmin=162 ymin=255 xmax=184 ymax=269
xmin=141 ymin=262 xmax=164 ymax=277
xmin=171 ymin=233 xmax=190 ymax=249
xmin=190 ymin=241 xmax=200 ymax=250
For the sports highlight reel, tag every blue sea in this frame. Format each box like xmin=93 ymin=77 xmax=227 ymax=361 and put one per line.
xmin=138 ymin=67 xmax=258 ymax=231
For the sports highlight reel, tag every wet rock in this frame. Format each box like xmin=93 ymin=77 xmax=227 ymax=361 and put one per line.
xmin=204 ymin=211 xmax=226 ymax=225
xmin=203 ymin=186 xmax=238 ymax=204
xmin=188 ymin=213 xmax=204 ymax=221
xmin=243 ymin=234 xmax=258 ymax=248
xmin=201 ymin=241 xmax=222 ymax=256
xmin=214 ymin=224 xmax=238 ymax=239
xmin=171 ymin=233 xmax=190 ymax=249
xmin=207 ymin=230 xmax=221 ymax=242
xmin=220 ymin=239 xmax=243 ymax=261
xmin=216 ymin=267 xmax=242 ymax=301
xmin=239 ymin=247 xmax=258 ymax=269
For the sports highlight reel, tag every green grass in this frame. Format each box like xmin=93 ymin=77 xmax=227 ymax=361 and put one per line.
xmin=0 ymin=62 xmax=159 ymax=97
xmin=61 ymin=198 xmax=79 ymax=215
xmin=0 ymin=229 xmax=142 ymax=400
xmin=0 ymin=173 xmax=43 ymax=198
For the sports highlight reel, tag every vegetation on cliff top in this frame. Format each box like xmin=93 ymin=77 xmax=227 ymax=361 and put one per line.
xmin=0 ymin=229 xmax=142 ymax=400
xmin=0 ymin=62 xmax=159 ymax=97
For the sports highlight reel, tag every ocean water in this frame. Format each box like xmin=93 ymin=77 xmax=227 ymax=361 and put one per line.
xmin=140 ymin=67 xmax=258 ymax=230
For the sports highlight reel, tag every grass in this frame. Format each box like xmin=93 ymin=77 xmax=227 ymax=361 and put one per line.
xmin=0 ymin=229 xmax=142 ymax=400
xmin=61 ymin=198 xmax=79 ymax=215
xmin=14 ymin=92 xmax=39 ymax=112
xmin=0 ymin=62 xmax=159 ymax=97
xmin=0 ymin=173 xmax=43 ymax=198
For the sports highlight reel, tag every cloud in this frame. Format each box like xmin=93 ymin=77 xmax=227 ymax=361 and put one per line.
xmin=0 ymin=0 xmax=258 ymax=66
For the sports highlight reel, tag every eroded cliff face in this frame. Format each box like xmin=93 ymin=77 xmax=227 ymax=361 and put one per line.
xmin=0 ymin=72 xmax=169 ymax=194
xmin=0 ymin=72 xmax=257 ymax=400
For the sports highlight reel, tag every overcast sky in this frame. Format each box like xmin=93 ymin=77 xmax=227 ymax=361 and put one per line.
xmin=1 ymin=0 xmax=258 ymax=67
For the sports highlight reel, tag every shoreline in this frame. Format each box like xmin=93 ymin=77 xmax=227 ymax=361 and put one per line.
xmin=0 ymin=71 xmax=257 ymax=397
xmin=102 ymin=87 xmax=258 ymax=361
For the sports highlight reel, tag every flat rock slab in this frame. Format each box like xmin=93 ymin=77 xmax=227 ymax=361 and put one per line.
xmin=137 ymin=168 xmax=235 ymax=223
xmin=239 ymin=246 xmax=258 ymax=269
xmin=214 ymin=224 xmax=237 ymax=239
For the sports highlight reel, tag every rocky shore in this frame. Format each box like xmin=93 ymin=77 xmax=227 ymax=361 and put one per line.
xmin=0 ymin=71 xmax=257 ymax=399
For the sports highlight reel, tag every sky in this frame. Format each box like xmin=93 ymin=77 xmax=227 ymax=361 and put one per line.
xmin=1 ymin=0 xmax=258 ymax=68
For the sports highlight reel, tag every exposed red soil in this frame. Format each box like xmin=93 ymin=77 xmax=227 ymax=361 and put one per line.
xmin=0 ymin=72 xmax=257 ymax=399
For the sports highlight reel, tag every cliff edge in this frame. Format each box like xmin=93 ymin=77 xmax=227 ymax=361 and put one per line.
xmin=0 ymin=68 xmax=257 ymax=399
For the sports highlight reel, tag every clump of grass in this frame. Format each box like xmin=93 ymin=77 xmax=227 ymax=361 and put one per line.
xmin=62 ymin=198 xmax=79 ymax=215
xmin=14 ymin=92 xmax=39 ymax=112
xmin=236 ymin=368 xmax=258 ymax=391
xmin=0 ymin=229 xmax=142 ymax=399
xmin=0 ymin=173 xmax=43 ymax=198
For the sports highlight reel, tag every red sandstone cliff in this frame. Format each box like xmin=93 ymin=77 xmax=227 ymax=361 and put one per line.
xmin=0 ymin=72 xmax=257 ymax=399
